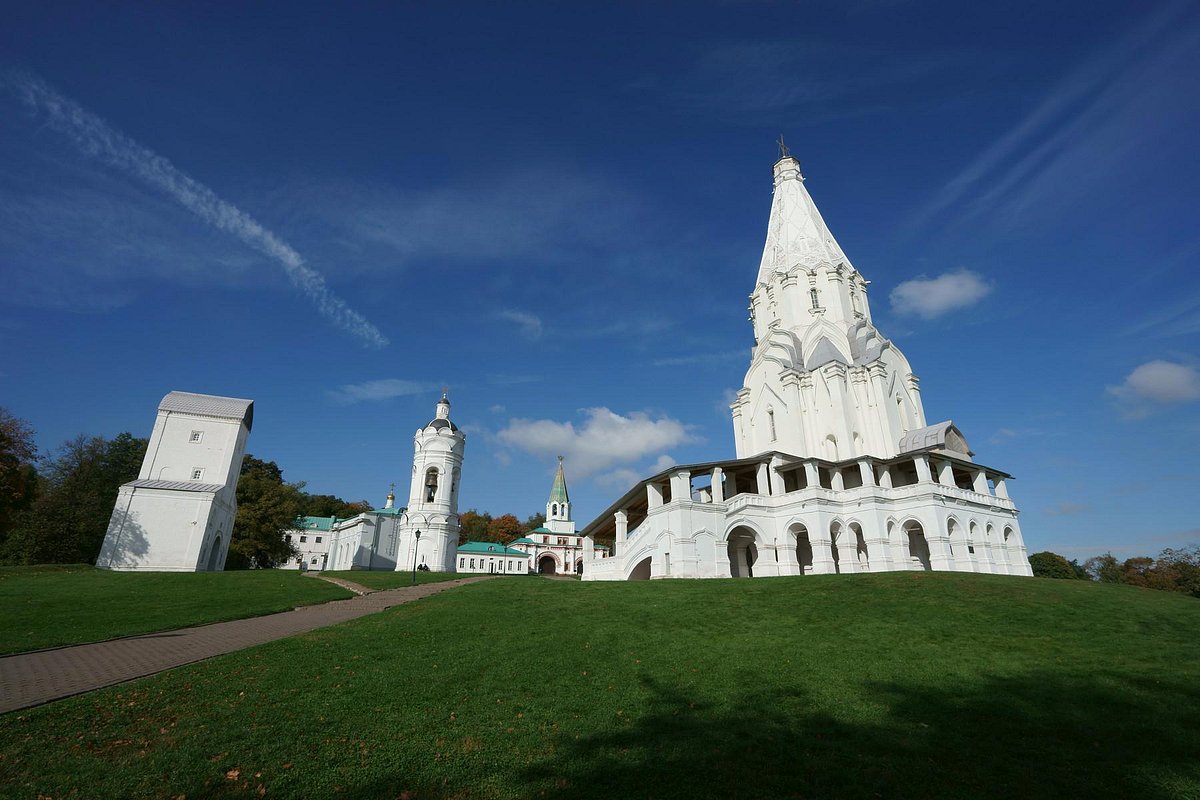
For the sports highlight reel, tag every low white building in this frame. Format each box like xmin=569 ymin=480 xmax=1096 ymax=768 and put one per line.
xmin=509 ymin=458 xmax=609 ymax=575
xmin=581 ymin=151 xmax=1031 ymax=581
xmin=282 ymin=516 xmax=335 ymax=570
xmin=97 ymin=391 xmax=252 ymax=572
xmin=455 ymin=541 xmax=530 ymax=574
xmin=321 ymin=490 xmax=406 ymax=571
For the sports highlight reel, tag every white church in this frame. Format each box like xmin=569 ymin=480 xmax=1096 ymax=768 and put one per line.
xmin=579 ymin=151 xmax=1033 ymax=581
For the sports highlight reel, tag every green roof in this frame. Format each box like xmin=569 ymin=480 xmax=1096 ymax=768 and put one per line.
xmin=369 ymin=506 xmax=405 ymax=517
xmin=509 ymin=537 xmax=536 ymax=545
xmin=528 ymin=526 xmax=554 ymax=535
xmin=294 ymin=515 xmax=337 ymax=532
xmin=548 ymin=457 xmax=570 ymax=504
xmin=457 ymin=541 xmax=529 ymax=557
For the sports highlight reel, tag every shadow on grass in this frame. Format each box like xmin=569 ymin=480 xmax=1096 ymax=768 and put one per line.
xmin=341 ymin=669 xmax=1200 ymax=800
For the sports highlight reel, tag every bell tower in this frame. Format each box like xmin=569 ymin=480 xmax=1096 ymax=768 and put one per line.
xmin=545 ymin=456 xmax=573 ymax=535
xmin=395 ymin=392 xmax=465 ymax=573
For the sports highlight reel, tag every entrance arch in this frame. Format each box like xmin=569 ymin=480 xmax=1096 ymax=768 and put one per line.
xmin=727 ymin=526 xmax=758 ymax=577
xmin=206 ymin=536 xmax=222 ymax=571
xmin=903 ymin=520 xmax=932 ymax=571
xmin=538 ymin=555 xmax=557 ymax=575
xmin=628 ymin=556 xmax=652 ymax=581
xmin=792 ymin=523 xmax=813 ymax=574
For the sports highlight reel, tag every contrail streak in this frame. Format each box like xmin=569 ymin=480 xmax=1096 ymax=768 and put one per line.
xmin=3 ymin=71 xmax=388 ymax=348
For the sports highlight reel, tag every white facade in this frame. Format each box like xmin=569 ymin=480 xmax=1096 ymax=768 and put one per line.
xmin=393 ymin=394 xmax=465 ymax=573
xmin=322 ymin=504 xmax=405 ymax=571
xmin=455 ymin=542 xmax=530 ymax=575
xmin=581 ymin=153 xmax=1031 ymax=581
xmin=510 ymin=459 xmax=610 ymax=575
xmin=97 ymin=391 xmax=252 ymax=571
xmin=282 ymin=516 xmax=335 ymax=570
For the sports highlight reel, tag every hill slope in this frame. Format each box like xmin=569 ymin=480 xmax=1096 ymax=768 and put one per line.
xmin=2 ymin=573 xmax=1198 ymax=799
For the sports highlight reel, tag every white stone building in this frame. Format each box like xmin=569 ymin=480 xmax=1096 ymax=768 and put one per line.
xmin=393 ymin=393 xmax=465 ymax=573
xmin=455 ymin=541 xmax=530 ymax=574
xmin=319 ymin=488 xmax=406 ymax=571
xmin=509 ymin=458 xmax=609 ymax=575
xmin=282 ymin=515 xmax=335 ymax=570
xmin=581 ymin=152 xmax=1032 ymax=581
xmin=97 ymin=391 xmax=252 ymax=572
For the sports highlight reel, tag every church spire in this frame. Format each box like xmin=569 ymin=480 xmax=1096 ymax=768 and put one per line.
xmin=546 ymin=456 xmax=571 ymax=525
xmin=756 ymin=150 xmax=853 ymax=288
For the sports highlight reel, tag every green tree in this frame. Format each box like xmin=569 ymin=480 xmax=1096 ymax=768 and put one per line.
xmin=1157 ymin=545 xmax=1200 ymax=597
xmin=229 ymin=455 xmax=303 ymax=569
xmin=524 ymin=512 xmax=546 ymax=530
xmin=0 ymin=408 xmax=39 ymax=549
xmin=302 ymin=493 xmax=372 ymax=519
xmin=459 ymin=509 xmax=492 ymax=544
xmin=1028 ymin=551 xmax=1078 ymax=579
xmin=1083 ymin=553 xmax=1123 ymax=584
xmin=1 ymin=433 xmax=147 ymax=565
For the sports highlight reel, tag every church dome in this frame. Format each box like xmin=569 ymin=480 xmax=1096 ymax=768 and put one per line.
xmin=427 ymin=418 xmax=459 ymax=432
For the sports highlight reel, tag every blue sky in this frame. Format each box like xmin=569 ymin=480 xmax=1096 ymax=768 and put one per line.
xmin=2 ymin=1 xmax=1198 ymax=559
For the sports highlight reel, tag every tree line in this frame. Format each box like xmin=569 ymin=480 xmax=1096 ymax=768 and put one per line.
xmin=1028 ymin=548 xmax=1200 ymax=598
xmin=0 ymin=408 xmax=548 ymax=569
xmin=0 ymin=408 xmax=366 ymax=568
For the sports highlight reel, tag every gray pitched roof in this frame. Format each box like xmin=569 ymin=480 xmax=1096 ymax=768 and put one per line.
xmin=124 ymin=478 xmax=226 ymax=493
xmin=159 ymin=391 xmax=254 ymax=431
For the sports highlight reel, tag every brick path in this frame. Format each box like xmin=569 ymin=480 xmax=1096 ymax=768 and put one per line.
xmin=0 ymin=576 xmax=494 ymax=714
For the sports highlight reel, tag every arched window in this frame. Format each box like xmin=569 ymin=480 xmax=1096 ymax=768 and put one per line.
xmin=424 ymin=468 xmax=439 ymax=502
xmin=810 ymin=288 xmax=820 ymax=309
xmin=552 ymin=503 xmax=558 ymax=516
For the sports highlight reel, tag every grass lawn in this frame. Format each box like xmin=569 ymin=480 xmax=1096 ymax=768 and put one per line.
xmin=0 ymin=565 xmax=353 ymax=655
xmin=321 ymin=569 xmax=475 ymax=590
xmin=2 ymin=573 xmax=1199 ymax=799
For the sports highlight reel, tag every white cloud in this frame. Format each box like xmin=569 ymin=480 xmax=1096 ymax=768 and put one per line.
xmin=889 ymin=269 xmax=992 ymax=319
xmin=1107 ymin=360 xmax=1200 ymax=416
xmin=496 ymin=408 xmax=695 ymax=478
xmin=489 ymin=404 xmax=506 ymax=414
xmin=327 ymin=379 xmax=434 ymax=404
xmin=595 ymin=455 xmax=678 ymax=489
xmin=498 ymin=310 xmax=543 ymax=340
xmin=2 ymin=71 xmax=387 ymax=348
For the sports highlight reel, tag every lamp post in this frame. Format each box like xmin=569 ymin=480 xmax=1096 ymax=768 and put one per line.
xmin=411 ymin=530 xmax=422 ymax=585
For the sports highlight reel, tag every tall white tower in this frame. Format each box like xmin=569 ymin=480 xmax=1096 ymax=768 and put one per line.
xmin=97 ymin=391 xmax=252 ymax=571
xmin=545 ymin=456 xmax=573 ymax=535
xmin=395 ymin=392 xmax=465 ymax=573
xmin=731 ymin=151 xmax=926 ymax=461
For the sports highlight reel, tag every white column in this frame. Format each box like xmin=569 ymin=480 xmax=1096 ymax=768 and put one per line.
xmin=858 ymin=459 xmax=875 ymax=487
xmin=831 ymin=469 xmax=845 ymax=491
xmin=647 ymin=483 xmax=663 ymax=509
xmin=755 ymin=462 xmax=770 ymax=495
xmin=711 ymin=467 xmax=724 ymax=502
xmin=615 ymin=510 xmax=628 ymax=556
xmin=877 ymin=464 xmax=893 ymax=489
xmin=914 ymin=455 xmax=933 ymax=484
xmin=670 ymin=470 xmax=691 ymax=502
xmin=769 ymin=455 xmax=786 ymax=496
xmin=803 ymin=461 xmax=819 ymax=490
xmin=972 ymin=469 xmax=988 ymax=494
xmin=994 ymin=477 xmax=1009 ymax=499
xmin=938 ymin=460 xmax=955 ymax=487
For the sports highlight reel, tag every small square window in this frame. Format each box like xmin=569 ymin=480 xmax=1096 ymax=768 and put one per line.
xmin=315 ymin=536 xmax=322 ymax=543
xmin=189 ymin=431 xmax=203 ymax=443
xmin=191 ymin=468 xmax=203 ymax=480
xmin=310 ymin=557 xmax=318 ymax=564
xmin=300 ymin=535 xmax=307 ymax=543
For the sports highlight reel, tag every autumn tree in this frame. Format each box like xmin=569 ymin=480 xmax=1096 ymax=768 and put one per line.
xmin=1083 ymin=553 xmax=1123 ymax=584
xmin=485 ymin=513 xmax=525 ymax=544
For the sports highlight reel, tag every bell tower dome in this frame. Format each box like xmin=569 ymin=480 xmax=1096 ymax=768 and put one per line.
xmin=394 ymin=391 xmax=466 ymax=573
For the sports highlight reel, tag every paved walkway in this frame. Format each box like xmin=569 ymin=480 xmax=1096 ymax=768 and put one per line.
xmin=0 ymin=576 xmax=494 ymax=714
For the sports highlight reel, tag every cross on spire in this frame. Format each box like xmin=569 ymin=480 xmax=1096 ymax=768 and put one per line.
xmin=777 ymin=134 xmax=790 ymax=159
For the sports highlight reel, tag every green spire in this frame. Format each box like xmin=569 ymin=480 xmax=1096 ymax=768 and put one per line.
xmin=548 ymin=455 xmax=570 ymax=504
